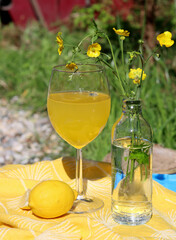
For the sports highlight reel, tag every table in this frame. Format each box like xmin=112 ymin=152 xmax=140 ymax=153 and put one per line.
xmin=0 ymin=157 xmax=175 ymax=239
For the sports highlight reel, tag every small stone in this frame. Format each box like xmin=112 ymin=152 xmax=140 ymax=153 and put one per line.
xmin=12 ymin=142 xmax=23 ymax=152
xmin=0 ymin=157 xmax=5 ymax=164
xmin=10 ymin=96 xmax=19 ymax=104
xmin=50 ymin=134 xmax=57 ymax=141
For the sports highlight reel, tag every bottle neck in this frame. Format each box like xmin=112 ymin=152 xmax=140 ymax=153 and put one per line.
xmin=123 ymin=100 xmax=142 ymax=115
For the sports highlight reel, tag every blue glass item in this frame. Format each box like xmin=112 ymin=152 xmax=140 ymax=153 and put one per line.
xmin=153 ymin=174 xmax=176 ymax=192
xmin=114 ymin=173 xmax=176 ymax=192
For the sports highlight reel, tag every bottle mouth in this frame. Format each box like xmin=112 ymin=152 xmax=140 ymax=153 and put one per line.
xmin=125 ymin=100 xmax=141 ymax=105
xmin=123 ymin=100 xmax=142 ymax=114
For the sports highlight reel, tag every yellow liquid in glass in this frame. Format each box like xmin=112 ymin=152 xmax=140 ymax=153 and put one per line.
xmin=47 ymin=91 xmax=111 ymax=149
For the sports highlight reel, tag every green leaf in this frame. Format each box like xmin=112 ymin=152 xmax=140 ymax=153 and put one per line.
xmin=129 ymin=151 xmax=149 ymax=165
xmin=92 ymin=35 xmax=98 ymax=43
xmin=97 ymin=32 xmax=105 ymax=38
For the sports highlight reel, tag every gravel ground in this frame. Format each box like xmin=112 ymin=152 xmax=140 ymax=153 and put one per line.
xmin=0 ymin=98 xmax=63 ymax=166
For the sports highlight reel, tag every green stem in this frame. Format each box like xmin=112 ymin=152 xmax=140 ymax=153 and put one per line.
xmin=136 ymin=85 xmax=141 ymax=100
xmin=77 ymin=34 xmax=92 ymax=48
xmin=136 ymin=54 xmax=144 ymax=100
xmin=121 ymin=39 xmax=124 ymax=71
xmin=144 ymin=46 xmax=160 ymax=68
xmin=130 ymin=159 xmax=134 ymax=182
xmin=129 ymin=113 xmax=136 ymax=183
xmin=125 ymin=158 xmax=130 ymax=184
xmin=99 ymin=58 xmax=121 ymax=83
xmin=145 ymin=164 xmax=148 ymax=180
xmin=136 ymin=43 xmax=159 ymax=100
xmin=137 ymin=112 xmax=141 ymax=145
xmin=99 ymin=57 xmax=115 ymax=70
xmin=125 ymin=164 xmax=138 ymax=180
xmin=120 ymin=38 xmax=128 ymax=90
xmin=140 ymin=165 xmax=143 ymax=181
xmin=103 ymin=33 xmax=126 ymax=96
xmin=71 ymin=34 xmax=93 ymax=62
xmin=131 ymin=113 xmax=136 ymax=145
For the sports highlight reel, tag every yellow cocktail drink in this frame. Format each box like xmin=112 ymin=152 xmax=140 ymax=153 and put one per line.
xmin=47 ymin=91 xmax=111 ymax=149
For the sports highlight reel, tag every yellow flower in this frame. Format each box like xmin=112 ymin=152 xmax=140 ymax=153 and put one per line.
xmin=156 ymin=31 xmax=174 ymax=47
xmin=113 ymin=28 xmax=130 ymax=37
xmin=66 ymin=62 xmax=78 ymax=70
xmin=56 ymin=32 xmax=64 ymax=55
xmin=129 ymin=68 xmax=146 ymax=84
xmin=87 ymin=43 xmax=101 ymax=58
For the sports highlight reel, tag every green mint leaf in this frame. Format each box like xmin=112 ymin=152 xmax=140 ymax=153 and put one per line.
xmin=129 ymin=151 xmax=149 ymax=165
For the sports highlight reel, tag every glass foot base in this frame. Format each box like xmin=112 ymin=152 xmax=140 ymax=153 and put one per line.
xmin=112 ymin=212 xmax=152 ymax=225
xmin=68 ymin=196 xmax=104 ymax=214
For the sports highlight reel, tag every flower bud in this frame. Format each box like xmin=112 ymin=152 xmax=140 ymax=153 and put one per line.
xmin=138 ymin=40 xmax=144 ymax=44
xmin=120 ymin=36 xmax=125 ymax=41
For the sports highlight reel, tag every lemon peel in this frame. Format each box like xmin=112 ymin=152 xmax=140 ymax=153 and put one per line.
xmin=21 ymin=180 xmax=75 ymax=218
xmin=19 ymin=189 xmax=31 ymax=210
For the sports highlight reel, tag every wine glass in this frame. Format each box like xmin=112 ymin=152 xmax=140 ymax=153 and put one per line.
xmin=47 ymin=64 xmax=111 ymax=213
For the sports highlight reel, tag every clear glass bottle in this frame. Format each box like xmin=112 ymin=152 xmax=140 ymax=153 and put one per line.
xmin=111 ymin=100 xmax=153 ymax=225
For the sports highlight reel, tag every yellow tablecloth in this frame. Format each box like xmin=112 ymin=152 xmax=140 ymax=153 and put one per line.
xmin=0 ymin=157 xmax=175 ymax=240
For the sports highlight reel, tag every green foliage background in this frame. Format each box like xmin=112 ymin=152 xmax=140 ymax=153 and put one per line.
xmin=0 ymin=3 xmax=176 ymax=161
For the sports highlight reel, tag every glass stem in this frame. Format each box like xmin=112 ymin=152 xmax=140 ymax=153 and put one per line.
xmin=76 ymin=148 xmax=84 ymax=199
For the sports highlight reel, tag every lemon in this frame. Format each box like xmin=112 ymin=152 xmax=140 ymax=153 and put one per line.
xmin=28 ymin=180 xmax=75 ymax=218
